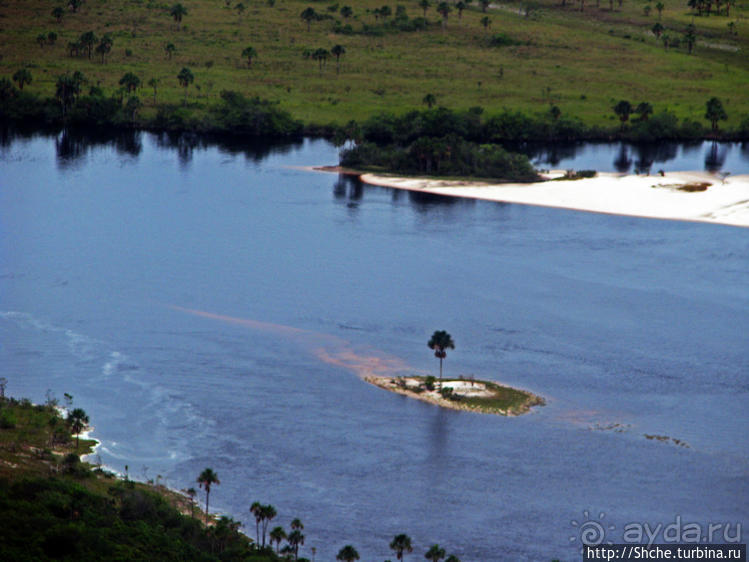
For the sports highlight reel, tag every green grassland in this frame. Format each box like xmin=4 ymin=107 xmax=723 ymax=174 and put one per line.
xmin=0 ymin=0 xmax=747 ymax=129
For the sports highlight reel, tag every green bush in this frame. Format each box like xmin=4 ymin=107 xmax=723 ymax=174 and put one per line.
xmin=425 ymin=375 xmax=436 ymax=390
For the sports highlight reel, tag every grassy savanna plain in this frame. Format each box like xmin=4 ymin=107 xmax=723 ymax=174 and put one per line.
xmin=0 ymin=0 xmax=748 ymax=128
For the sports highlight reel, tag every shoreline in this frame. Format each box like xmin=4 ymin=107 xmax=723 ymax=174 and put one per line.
xmin=364 ymin=375 xmax=545 ymax=416
xmin=358 ymin=170 xmax=749 ymax=228
xmin=312 ymin=166 xmax=749 ymax=228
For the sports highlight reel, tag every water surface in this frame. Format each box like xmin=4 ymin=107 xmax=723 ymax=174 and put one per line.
xmin=1 ymin=131 xmax=747 ymax=561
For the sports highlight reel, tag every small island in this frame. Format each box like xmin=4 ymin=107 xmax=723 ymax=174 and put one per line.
xmin=365 ymin=375 xmax=545 ymax=416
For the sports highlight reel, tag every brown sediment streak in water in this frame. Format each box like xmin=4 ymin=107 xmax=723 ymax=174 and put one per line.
xmin=313 ymin=348 xmax=411 ymax=379
xmin=168 ymin=305 xmax=410 ymax=379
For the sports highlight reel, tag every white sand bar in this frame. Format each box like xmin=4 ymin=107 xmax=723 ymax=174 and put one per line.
xmin=359 ymin=171 xmax=749 ymax=228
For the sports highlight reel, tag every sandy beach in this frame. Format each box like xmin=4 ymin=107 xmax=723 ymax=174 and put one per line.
xmin=356 ymin=171 xmax=749 ymax=228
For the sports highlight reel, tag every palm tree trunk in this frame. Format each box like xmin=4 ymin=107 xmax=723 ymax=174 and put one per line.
xmin=205 ymin=490 xmax=210 ymax=523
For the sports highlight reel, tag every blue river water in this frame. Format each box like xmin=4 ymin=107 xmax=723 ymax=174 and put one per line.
xmin=1 ymin=131 xmax=747 ymax=561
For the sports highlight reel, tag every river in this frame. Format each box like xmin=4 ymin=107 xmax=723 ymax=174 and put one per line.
xmin=1 ymin=130 xmax=747 ymax=561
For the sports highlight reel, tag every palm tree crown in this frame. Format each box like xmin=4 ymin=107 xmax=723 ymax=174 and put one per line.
xmin=428 ymin=330 xmax=455 ymax=382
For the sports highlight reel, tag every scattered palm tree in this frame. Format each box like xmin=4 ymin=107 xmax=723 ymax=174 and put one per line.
xmin=655 ymin=1 xmax=664 ymax=17
xmin=196 ymin=467 xmax=220 ymax=523
xmin=390 ymin=534 xmax=414 ymax=560
xmin=170 ymin=3 xmax=188 ymax=28
xmin=147 ymin=77 xmax=159 ymax=104
xmin=425 ymin=544 xmax=446 ymax=562
xmin=12 ymin=68 xmax=32 ymax=91
xmin=270 ymin=526 xmax=287 ymax=553
xmin=437 ymin=2 xmax=451 ymax=28
xmin=242 ymin=46 xmax=257 ymax=68
xmin=47 ymin=31 xmax=58 ymax=45
xmin=651 ymin=22 xmax=664 ymax=38
xmin=613 ymin=99 xmax=632 ymax=129
xmin=341 ymin=5 xmax=353 ymax=18
xmin=445 ymin=556 xmax=461 ymax=562
xmin=79 ymin=30 xmax=97 ymax=59
xmin=301 ymin=7 xmax=318 ymax=31
xmin=95 ymin=34 xmax=113 ymax=63
xmin=67 ymin=407 xmax=89 ymax=450
xmin=428 ymin=330 xmax=455 ymax=384
xmin=52 ymin=6 xmax=65 ymax=23
xmin=119 ymin=72 xmax=141 ymax=93
xmin=69 ymin=0 xmax=82 ymax=13
xmin=479 ymin=0 xmax=490 ymax=12
xmin=684 ymin=23 xmax=697 ymax=54
xmin=250 ymin=502 xmax=264 ymax=545
xmin=177 ymin=66 xmax=194 ymax=104
xmin=165 ymin=42 xmax=176 ymax=59
xmin=331 ymin=44 xmax=346 ymax=73
xmin=36 ymin=33 xmax=47 ymax=48
xmin=313 ymin=48 xmax=329 ymax=72
xmin=185 ymin=487 xmax=197 ymax=517
xmin=337 ymin=545 xmax=360 ymax=561
xmin=423 ymin=93 xmax=436 ymax=108
xmin=288 ymin=518 xmax=304 ymax=559
xmin=260 ymin=504 xmax=276 ymax=547
xmin=705 ymin=97 xmax=727 ymax=131
xmin=419 ymin=0 xmax=431 ymax=17
xmin=635 ymin=101 xmax=653 ymax=121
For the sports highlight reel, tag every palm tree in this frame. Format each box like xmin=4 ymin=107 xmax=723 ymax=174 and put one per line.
xmin=651 ymin=22 xmax=664 ymax=38
xmin=95 ymin=35 xmax=113 ymax=63
xmin=242 ymin=46 xmax=257 ymax=68
xmin=170 ymin=3 xmax=188 ymax=28
xmin=197 ymin=468 xmax=220 ymax=523
xmin=288 ymin=528 xmax=305 ymax=559
xmin=635 ymin=101 xmax=653 ymax=121
xmin=479 ymin=0 xmax=490 ymax=12
xmin=705 ymin=97 xmax=727 ymax=131
xmin=428 ymin=330 xmax=455 ymax=384
xmin=79 ymin=31 xmax=98 ymax=59
xmin=37 ymin=33 xmax=48 ymax=48
xmin=445 ymin=556 xmax=461 ymax=562
xmin=185 ymin=487 xmax=197 ymax=517
xmin=301 ymin=7 xmax=318 ymax=31
xmin=52 ymin=6 xmax=65 ymax=23
xmin=655 ymin=1 xmax=664 ymax=17
xmin=419 ymin=0 xmax=431 ymax=17
xmin=684 ymin=23 xmax=697 ymax=54
xmin=147 ymin=77 xmax=159 ymax=104
xmin=390 ymin=534 xmax=414 ymax=560
xmin=47 ymin=31 xmax=58 ymax=45
xmin=55 ymin=71 xmax=85 ymax=116
xmin=119 ymin=72 xmax=141 ymax=93
xmin=337 ymin=545 xmax=360 ymax=561
xmin=425 ymin=544 xmax=446 ymax=562
xmin=456 ymin=1 xmax=467 ymax=18
xmin=68 ymin=408 xmax=89 ymax=450
xmin=313 ymin=48 xmax=329 ymax=73
xmin=287 ymin=517 xmax=305 ymax=558
xmin=270 ymin=526 xmax=287 ymax=553
xmin=331 ymin=44 xmax=346 ymax=73
xmin=177 ymin=66 xmax=194 ymax=104
xmin=165 ymin=42 xmax=176 ymax=59
xmin=437 ymin=2 xmax=451 ymax=27
xmin=340 ymin=5 xmax=353 ymax=18
xmin=613 ymin=99 xmax=632 ymax=129
xmin=250 ymin=502 xmax=264 ymax=544
xmin=125 ymin=96 xmax=141 ymax=121
xmin=422 ymin=93 xmax=436 ymax=108
xmin=69 ymin=0 xmax=82 ymax=13
xmin=260 ymin=504 xmax=276 ymax=547
xmin=12 ymin=68 xmax=32 ymax=91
